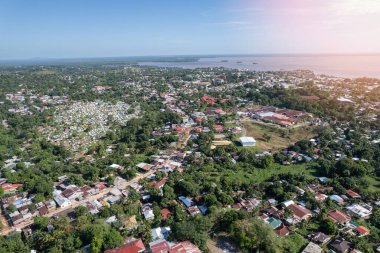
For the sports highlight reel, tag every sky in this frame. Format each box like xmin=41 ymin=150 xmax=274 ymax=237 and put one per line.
xmin=1 ymin=0 xmax=380 ymax=59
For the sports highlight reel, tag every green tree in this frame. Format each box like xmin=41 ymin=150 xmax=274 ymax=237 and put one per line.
xmin=320 ymin=219 xmax=337 ymax=235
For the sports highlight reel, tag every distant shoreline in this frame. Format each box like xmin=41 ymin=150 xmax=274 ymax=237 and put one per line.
xmin=1 ymin=54 xmax=380 ymax=79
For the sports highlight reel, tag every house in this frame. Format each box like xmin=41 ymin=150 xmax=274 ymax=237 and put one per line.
xmin=213 ymin=124 xmax=224 ymax=132
xmin=38 ymin=206 xmax=49 ymax=216
xmin=268 ymin=198 xmax=277 ymax=206
xmin=330 ymin=195 xmax=345 ymax=205
xmin=239 ymin=137 xmax=256 ymax=147
xmin=161 ymin=208 xmax=172 ymax=221
xmin=275 ymin=225 xmax=290 ymax=236
xmin=259 ymin=213 xmax=269 ymax=222
xmin=44 ymin=200 xmax=56 ymax=211
xmin=149 ymin=239 xmax=171 ymax=253
xmin=11 ymin=213 xmax=24 ymax=225
xmin=107 ymin=196 xmax=121 ymax=205
xmin=136 ymin=162 xmax=153 ymax=171
xmin=318 ymin=177 xmax=329 ymax=183
xmin=355 ymin=226 xmax=370 ymax=237
xmin=266 ymin=217 xmax=282 ymax=229
xmin=150 ymin=178 xmax=168 ymax=190
xmin=187 ymin=206 xmax=201 ymax=216
xmin=346 ymin=204 xmax=372 ymax=218
xmin=143 ymin=209 xmax=154 ymax=221
xmin=151 ymin=227 xmax=171 ymax=240
xmin=315 ymin=193 xmax=328 ymax=202
xmin=198 ymin=205 xmax=208 ymax=215
xmin=330 ymin=239 xmax=351 ymax=253
xmin=1 ymin=183 xmax=22 ymax=194
xmin=346 ymin=189 xmax=361 ymax=199
xmin=105 ymin=238 xmax=145 ymax=253
xmin=312 ymin=232 xmax=332 ymax=245
xmin=295 ymin=186 xmax=305 ymax=195
xmin=282 ymin=200 xmax=295 ymax=207
xmin=53 ymin=194 xmax=71 ymax=208
xmin=61 ymin=185 xmax=83 ymax=200
xmin=302 ymin=242 xmax=323 ymax=253
xmin=328 ymin=210 xmax=351 ymax=224
xmin=169 ymin=241 xmax=202 ymax=253
xmin=288 ymin=204 xmax=312 ymax=221
xmin=142 ymin=204 xmax=155 ymax=220
xmin=178 ymin=196 xmax=193 ymax=207
xmin=106 ymin=216 xmax=118 ymax=224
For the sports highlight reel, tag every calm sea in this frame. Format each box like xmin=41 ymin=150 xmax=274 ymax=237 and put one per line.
xmin=138 ymin=55 xmax=380 ymax=79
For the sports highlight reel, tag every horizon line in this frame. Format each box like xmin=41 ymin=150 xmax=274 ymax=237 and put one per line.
xmin=1 ymin=52 xmax=380 ymax=62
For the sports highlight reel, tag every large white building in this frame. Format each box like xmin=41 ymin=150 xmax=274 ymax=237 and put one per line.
xmin=239 ymin=137 xmax=256 ymax=147
xmin=53 ymin=194 xmax=71 ymax=208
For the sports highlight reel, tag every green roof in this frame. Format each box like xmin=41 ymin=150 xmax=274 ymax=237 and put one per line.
xmin=350 ymin=220 xmax=359 ymax=227
xmin=267 ymin=217 xmax=282 ymax=229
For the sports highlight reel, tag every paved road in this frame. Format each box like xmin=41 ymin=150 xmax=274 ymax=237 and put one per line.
xmin=0 ymin=170 xmax=156 ymax=235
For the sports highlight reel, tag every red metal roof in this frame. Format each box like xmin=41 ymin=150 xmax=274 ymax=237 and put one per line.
xmin=346 ymin=189 xmax=361 ymax=198
xmin=356 ymin=226 xmax=370 ymax=234
xmin=105 ymin=239 xmax=145 ymax=253
xmin=169 ymin=241 xmax=201 ymax=253
xmin=328 ymin=210 xmax=351 ymax=223
xmin=151 ymin=240 xmax=170 ymax=253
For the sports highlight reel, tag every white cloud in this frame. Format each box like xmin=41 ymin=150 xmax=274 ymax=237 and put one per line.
xmin=330 ymin=0 xmax=380 ymax=15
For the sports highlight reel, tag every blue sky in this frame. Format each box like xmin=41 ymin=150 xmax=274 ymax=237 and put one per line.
xmin=1 ymin=0 xmax=380 ymax=59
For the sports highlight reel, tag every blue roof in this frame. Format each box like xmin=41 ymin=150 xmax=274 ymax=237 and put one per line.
xmin=318 ymin=177 xmax=329 ymax=183
xmin=198 ymin=205 xmax=208 ymax=215
xmin=178 ymin=196 xmax=193 ymax=207
xmin=330 ymin=195 xmax=344 ymax=202
xmin=304 ymin=156 xmax=312 ymax=161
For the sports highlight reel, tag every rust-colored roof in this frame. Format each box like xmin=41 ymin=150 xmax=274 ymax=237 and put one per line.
xmin=104 ymin=239 xmax=145 ymax=253
xmin=288 ymin=204 xmax=311 ymax=219
xmin=169 ymin=241 xmax=202 ymax=253
xmin=161 ymin=208 xmax=172 ymax=221
xmin=355 ymin=226 xmax=370 ymax=234
xmin=328 ymin=210 xmax=351 ymax=223
xmin=275 ymin=225 xmax=290 ymax=236
xmin=346 ymin=189 xmax=361 ymax=198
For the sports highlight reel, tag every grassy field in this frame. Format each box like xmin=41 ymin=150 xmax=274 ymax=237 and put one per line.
xmin=202 ymin=163 xmax=318 ymax=185
xmin=241 ymin=121 xmax=318 ymax=151
xmin=365 ymin=175 xmax=380 ymax=192
xmin=33 ymin=69 xmax=57 ymax=75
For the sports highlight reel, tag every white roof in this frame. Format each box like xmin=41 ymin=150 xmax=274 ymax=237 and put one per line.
xmin=151 ymin=227 xmax=171 ymax=240
xmin=105 ymin=215 xmax=117 ymax=224
xmin=54 ymin=195 xmax=71 ymax=206
xmin=239 ymin=137 xmax=256 ymax=143
xmin=110 ymin=188 xmax=122 ymax=196
xmin=282 ymin=200 xmax=295 ymax=207
xmin=144 ymin=210 xmax=154 ymax=219
xmin=302 ymin=242 xmax=323 ymax=253
xmin=257 ymin=112 xmax=274 ymax=117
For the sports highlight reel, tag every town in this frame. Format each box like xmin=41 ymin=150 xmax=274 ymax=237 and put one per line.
xmin=0 ymin=64 xmax=379 ymax=253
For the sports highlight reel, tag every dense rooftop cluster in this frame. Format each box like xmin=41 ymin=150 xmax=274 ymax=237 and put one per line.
xmin=0 ymin=64 xmax=379 ymax=252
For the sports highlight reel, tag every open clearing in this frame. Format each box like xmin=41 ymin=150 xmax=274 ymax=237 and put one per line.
xmin=365 ymin=176 xmax=380 ymax=192
xmin=202 ymin=163 xmax=318 ymax=185
xmin=242 ymin=121 xmax=319 ymax=151
xmin=207 ymin=235 xmax=240 ymax=253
